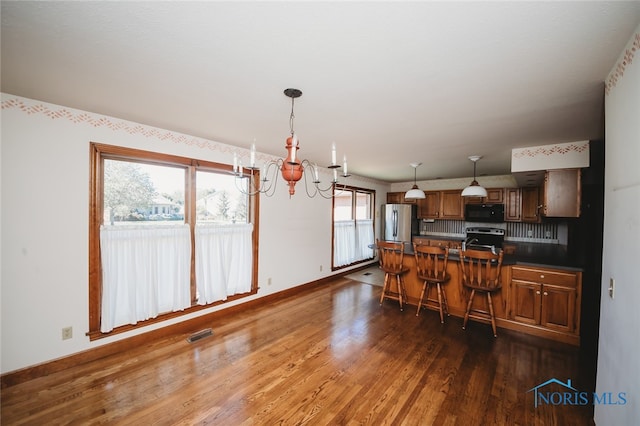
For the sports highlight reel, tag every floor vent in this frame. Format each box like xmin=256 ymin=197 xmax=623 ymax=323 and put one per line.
xmin=363 ymin=272 xmax=372 ymax=276
xmin=187 ymin=328 xmax=213 ymax=343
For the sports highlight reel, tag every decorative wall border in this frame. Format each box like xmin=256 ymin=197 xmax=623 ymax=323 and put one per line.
xmin=0 ymin=96 xmax=232 ymax=152
xmin=512 ymin=141 xmax=589 ymax=159
xmin=605 ymin=32 xmax=640 ymax=95
xmin=1 ymin=94 xmax=385 ymax=185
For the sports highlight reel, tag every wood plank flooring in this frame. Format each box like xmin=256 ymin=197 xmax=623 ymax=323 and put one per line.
xmin=1 ymin=277 xmax=596 ymax=425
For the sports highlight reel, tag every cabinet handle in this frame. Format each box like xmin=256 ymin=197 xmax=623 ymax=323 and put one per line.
xmin=543 ymin=291 xmax=548 ymax=296
xmin=540 ymin=275 xmax=545 ymax=279
xmin=536 ymin=290 xmax=541 ymax=295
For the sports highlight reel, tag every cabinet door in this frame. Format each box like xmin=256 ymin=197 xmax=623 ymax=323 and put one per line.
xmin=521 ymin=187 xmax=541 ymax=222
xmin=387 ymin=192 xmax=404 ymax=204
xmin=540 ymin=284 xmax=576 ymax=333
xmin=505 ymin=188 xmax=521 ymax=221
xmin=465 ymin=188 xmax=504 ymax=204
xmin=418 ymin=191 xmax=440 ymax=219
xmin=543 ymin=169 xmax=581 ymax=217
xmin=511 ymin=280 xmax=541 ymax=325
xmin=485 ymin=188 xmax=504 ymax=204
xmin=440 ymin=190 xmax=464 ymax=219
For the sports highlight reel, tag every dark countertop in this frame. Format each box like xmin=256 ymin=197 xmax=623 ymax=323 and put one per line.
xmin=374 ymin=239 xmax=584 ymax=272
xmin=501 ymin=241 xmax=583 ymax=271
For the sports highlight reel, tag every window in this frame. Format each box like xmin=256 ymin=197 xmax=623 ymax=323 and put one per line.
xmin=332 ymin=186 xmax=375 ymax=269
xmin=89 ymin=143 xmax=258 ymax=339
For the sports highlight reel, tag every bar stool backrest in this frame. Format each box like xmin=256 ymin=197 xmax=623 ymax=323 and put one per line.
xmin=377 ymin=240 xmax=405 ymax=274
xmin=459 ymin=249 xmax=504 ymax=291
xmin=413 ymin=244 xmax=449 ymax=282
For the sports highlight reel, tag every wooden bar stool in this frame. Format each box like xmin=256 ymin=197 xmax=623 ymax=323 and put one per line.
xmin=377 ymin=239 xmax=409 ymax=311
xmin=413 ymin=243 xmax=451 ymax=322
xmin=459 ymin=248 xmax=504 ymax=337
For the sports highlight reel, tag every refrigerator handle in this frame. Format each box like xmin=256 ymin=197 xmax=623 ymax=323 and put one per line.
xmin=393 ymin=210 xmax=398 ymax=237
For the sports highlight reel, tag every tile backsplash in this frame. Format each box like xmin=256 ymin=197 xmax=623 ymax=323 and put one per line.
xmin=419 ymin=220 xmax=566 ymax=244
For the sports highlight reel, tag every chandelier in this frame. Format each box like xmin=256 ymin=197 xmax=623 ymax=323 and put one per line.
xmin=232 ymin=88 xmax=349 ymax=198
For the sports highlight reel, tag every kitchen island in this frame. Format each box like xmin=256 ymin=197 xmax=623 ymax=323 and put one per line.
xmin=378 ymin=239 xmax=583 ymax=345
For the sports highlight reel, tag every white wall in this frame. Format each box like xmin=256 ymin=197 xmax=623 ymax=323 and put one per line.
xmin=595 ymin=26 xmax=640 ymax=424
xmin=0 ymin=94 xmax=389 ymax=374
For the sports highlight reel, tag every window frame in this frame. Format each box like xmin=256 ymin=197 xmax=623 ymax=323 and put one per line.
xmin=89 ymin=143 xmax=259 ymax=340
xmin=331 ymin=185 xmax=376 ymax=270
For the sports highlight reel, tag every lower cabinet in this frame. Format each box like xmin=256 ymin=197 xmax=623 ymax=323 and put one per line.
xmin=399 ymin=255 xmax=582 ymax=345
xmin=509 ymin=266 xmax=581 ymax=343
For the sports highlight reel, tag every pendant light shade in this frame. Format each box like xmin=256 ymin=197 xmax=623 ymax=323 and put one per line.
xmin=405 ymin=163 xmax=426 ymax=199
xmin=461 ymin=156 xmax=488 ymax=197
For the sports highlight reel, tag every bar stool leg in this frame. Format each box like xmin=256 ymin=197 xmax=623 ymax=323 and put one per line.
xmin=440 ymin=283 xmax=450 ymax=317
xmin=416 ymin=280 xmax=427 ymax=316
xmin=396 ymin=274 xmax=404 ymax=311
xmin=380 ymin=273 xmax=390 ymax=306
xmin=463 ymin=289 xmax=476 ymax=330
xmin=436 ymin=283 xmax=444 ymax=323
xmin=487 ymin=292 xmax=497 ymax=337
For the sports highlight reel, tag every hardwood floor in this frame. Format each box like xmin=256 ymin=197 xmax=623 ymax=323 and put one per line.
xmin=1 ymin=277 xmax=596 ymax=425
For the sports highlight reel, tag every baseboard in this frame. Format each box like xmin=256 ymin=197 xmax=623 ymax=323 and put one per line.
xmin=1 ymin=272 xmax=355 ymax=389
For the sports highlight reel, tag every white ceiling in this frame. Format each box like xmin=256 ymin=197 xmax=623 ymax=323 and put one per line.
xmin=2 ymin=1 xmax=639 ymax=182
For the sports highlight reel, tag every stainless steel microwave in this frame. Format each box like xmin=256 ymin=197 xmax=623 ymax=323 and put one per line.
xmin=464 ymin=203 xmax=505 ymax=223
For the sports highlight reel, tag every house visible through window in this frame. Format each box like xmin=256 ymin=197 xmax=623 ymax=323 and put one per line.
xmin=89 ymin=143 xmax=258 ymax=339
xmin=332 ymin=186 xmax=375 ymax=269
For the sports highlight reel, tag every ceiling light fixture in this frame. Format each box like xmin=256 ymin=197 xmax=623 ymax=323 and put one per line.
xmin=404 ymin=162 xmax=426 ymax=200
xmin=461 ymin=155 xmax=488 ymax=197
xmin=233 ymin=88 xmax=349 ymax=198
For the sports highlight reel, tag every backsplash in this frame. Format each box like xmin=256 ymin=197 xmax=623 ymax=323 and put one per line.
xmin=419 ymin=220 xmax=565 ymax=244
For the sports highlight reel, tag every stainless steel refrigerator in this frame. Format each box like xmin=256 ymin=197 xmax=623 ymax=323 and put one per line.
xmin=381 ymin=204 xmax=418 ymax=242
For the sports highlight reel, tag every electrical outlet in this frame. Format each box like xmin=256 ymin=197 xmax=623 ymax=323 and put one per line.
xmin=62 ymin=326 xmax=73 ymax=340
xmin=609 ymin=278 xmax=615 ymax=299
xmin=545 ymin=231 xmax=551 ymax=238
xmin=527 ymin=230 xmax=533 ymax=237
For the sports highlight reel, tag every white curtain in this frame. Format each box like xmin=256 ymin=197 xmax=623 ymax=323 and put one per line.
xmin=334 ymin=220 xmax=356 ymax=267
xmin=334 ymin=219 xmax=375 ymax=267
xmin=100 ymin=224 xmax=192 ymax=333
xmin=195 ymin=223 xmax=253 ymax=305
xmin=356 ymin=219 xmax=375 ymax=260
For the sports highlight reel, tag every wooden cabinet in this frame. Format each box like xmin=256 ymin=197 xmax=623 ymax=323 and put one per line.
xmin=510 ymin=266 xmax=581 ymax=340
xmin=543 ymin=169 xmax=581 ymax=217
xmin=430 ymin=238 xmax=462 ymax=250
xmin=386 ymin=192 xmax=416 ymax=204
xmin=417 ymin=191 xmax=440 ymax=219
xmin=464 ymin=188 xmax=504 ymax=204
xmin=505 ymin=187 xmax=541 ymax=222
xmin=505 ymin=188 xmax=521 ymax=221
xmin=521 ymin=187 xmax=542 ymax=222
xmin=440 ymin=190 xmax=464 ymax=219
xmin=417 ymin=190 xmax=462 ymax=219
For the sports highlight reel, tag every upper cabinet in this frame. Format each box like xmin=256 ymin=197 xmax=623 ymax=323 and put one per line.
xmin=416 ymin=190 xmax=463 ymax=219
xmin=464 ymin=188 xmax=504 ymax=205
xmin=543 ymin=169 xmax=581 ymax=217
xmin=417 ymin=191 xmax=441 ymax=219
xmin=506 ymin=187 xmax=543 ymax=222
xmin=386 ymin=191 xmax=417 ymax=204
xmin=440 ymin=190 xmax=464 ymax=219
xmin=521 ymin=187 xmax=542 ymax=222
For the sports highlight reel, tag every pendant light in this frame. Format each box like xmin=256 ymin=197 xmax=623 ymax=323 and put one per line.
xmin=404 ymin=162 xmax=426 ymax=199
xmin=461 ymin=155 xmax=488 ymax=197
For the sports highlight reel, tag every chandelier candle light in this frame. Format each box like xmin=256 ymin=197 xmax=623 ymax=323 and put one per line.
xmin=233 ymin=88 xmax=349 ymax=198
